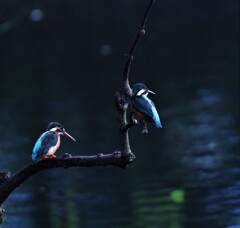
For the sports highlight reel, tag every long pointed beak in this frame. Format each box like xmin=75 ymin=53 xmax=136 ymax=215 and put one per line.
xmin=63 ymin=130 xmax=76 ymax=141
xmin=148 ymin=89 xmax=156 ymax=95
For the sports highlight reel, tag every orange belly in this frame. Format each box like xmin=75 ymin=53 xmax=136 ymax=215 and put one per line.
xmin=131 ymin=105 xmax=146 ymax=121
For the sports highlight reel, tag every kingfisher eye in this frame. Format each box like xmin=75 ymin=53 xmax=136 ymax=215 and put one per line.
xmin=56 ymin=128 xmax=63 ymax=132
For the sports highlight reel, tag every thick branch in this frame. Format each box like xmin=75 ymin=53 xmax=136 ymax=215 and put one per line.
xmin=115 ymin=92 xmax=135 ymax=161
xmin=0 ymin=152 xmax=132 ymax=205
xmin=123 ymin=0 xmax=156 ymax=96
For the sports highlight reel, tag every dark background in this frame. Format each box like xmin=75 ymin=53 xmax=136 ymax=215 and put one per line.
xmin=0 ymin=0 xmax=239 ymax=227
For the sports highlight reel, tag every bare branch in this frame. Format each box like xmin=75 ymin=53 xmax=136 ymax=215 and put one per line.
xmin=117 ymin=0 xmax=156 ymax=157
xmin=123 ymin=0 xmax=156 ymax=96
xmin=0 ymin=152 xmax=133 ymax=205
xmin=115 ymin=92 xmax=136 ymax=160
xmin=0 ymin=1 xmax=157 ymax=217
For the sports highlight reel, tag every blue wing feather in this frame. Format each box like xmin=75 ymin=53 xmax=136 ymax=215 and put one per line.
xmin=131 ymin=96 xmax=162 ymax=128
xmin=145 ymin=96 xmax=162 ymax=128
xmin=32 ymin=131 xmax=58 ymax=161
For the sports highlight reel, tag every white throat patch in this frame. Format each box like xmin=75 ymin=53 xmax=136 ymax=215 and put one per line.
xmin=136 ymin=89 xmax=148 ymax=96
xmin=50 ymin=127 xmax=58 ymax=132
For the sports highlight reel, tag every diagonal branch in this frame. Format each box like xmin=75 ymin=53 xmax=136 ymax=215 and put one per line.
xmin=123 ymin=0 xmax=156 ymax=96
xmin=0 ymin=152 xmax=130 ymax=205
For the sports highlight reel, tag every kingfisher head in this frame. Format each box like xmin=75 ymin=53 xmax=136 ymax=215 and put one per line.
xmin=132 ymin=83 xmax=155 ymax=97
xmin=47 ymin=122 xmax=76 ymax=141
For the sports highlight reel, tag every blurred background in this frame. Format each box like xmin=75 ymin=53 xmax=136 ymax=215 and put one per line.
xmin=0 ymin=0 xmax=239 ymax=227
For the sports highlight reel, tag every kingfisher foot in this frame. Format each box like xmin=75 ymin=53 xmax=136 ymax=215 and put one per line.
xmin=141 ymin=122 xmax=148 ymax=134
xmin=41 ymin=154 xmax=57 ymax=160
xmin=48 ymin=154 xmax=57 ymax=159
xmin=41 ymin=155 xmax=49 ymax=160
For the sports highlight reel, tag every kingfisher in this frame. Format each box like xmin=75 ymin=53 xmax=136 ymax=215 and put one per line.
xmin=32 ymin=122 xmax=76 ymax=162
xmin=130 ymin=83 xmax=162 ymax=129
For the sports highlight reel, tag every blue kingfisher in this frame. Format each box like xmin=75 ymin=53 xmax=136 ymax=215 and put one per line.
xmin=130 ymin=83 xmax=162 ymax=128
xmin=32 ymin=122 xmax=76 ymax=161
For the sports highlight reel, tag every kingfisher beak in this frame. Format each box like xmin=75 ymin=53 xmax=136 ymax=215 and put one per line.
xmin=62 ymin=130 xmax=76 ymax=141
xmin=148 ymin=89 xmax=156 ymax=95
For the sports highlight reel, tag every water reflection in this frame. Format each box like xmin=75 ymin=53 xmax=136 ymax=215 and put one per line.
xmin=0 ymin=84 xmax=239 ymax=227
xmin=0 ymin=0 xmax=239 ymax=224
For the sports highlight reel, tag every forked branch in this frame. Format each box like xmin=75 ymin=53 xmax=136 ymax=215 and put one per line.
xmin=0 ymin=1 xmax=157 ymax=222
xmin=118 ymin=0 xmax=156 ymax=152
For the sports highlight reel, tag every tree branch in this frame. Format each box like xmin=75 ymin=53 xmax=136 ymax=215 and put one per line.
xmin=118 ymin=0 xmax=156 ymax=156
xmin=0 ymin=152 xmax=131 ymax=205
xmin=115 ymin=92 xmax=135 ymax=161
xmin=0 ymin=0 xmax=157 ymax=221
xmin=123 ymin=0 xmax=156 ymax=96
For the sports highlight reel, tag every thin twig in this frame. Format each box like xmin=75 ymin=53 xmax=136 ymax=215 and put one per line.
xmin=119 ymin=0 xmax=156 ymax=147
xmin=123 ymin=0 xmax=156 ymax=96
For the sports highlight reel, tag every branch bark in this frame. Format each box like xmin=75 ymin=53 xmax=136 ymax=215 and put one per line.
xmin=123 ymin=0 xmax=156 ymax=96
xmin=0 ymin=0 xmax=157 ymax=220
xmin=0 ymin=152 xmax=131 ymax=205
xmin=118 ymin=0 xmax=156 ymax=152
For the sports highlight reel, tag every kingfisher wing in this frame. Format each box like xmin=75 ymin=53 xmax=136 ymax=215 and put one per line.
xmin=32 ymin=131 xmax=57 ymax=161
xmin=132 ymin=97 xmax=152 ymax=118
xmin=132 ymin=96 xmax=162 ymax=128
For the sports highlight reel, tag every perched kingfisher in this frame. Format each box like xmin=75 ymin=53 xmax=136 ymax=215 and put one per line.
xmin=131 ymin=83 xmax=162 ymax=128
xmin=32 ymin=122 xmax=76 ymax=161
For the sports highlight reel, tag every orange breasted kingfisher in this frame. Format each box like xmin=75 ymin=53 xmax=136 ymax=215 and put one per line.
xmin=32 ymin=122 xmax=76 ymax=161
xmin=130 ymin=83 xmax=162 ymax=128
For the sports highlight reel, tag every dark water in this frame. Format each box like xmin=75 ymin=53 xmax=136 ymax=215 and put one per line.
xmin=0 ymin=0 xmax=239 ymax=227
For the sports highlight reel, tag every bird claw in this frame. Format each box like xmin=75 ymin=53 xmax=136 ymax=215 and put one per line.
xmin=41 ymin=154 xmax=57 ymax=160
xmin=141 ymin=122 xmax=148 ymax=134
xmin=48 ymin=154 xmax=57 ymax=159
